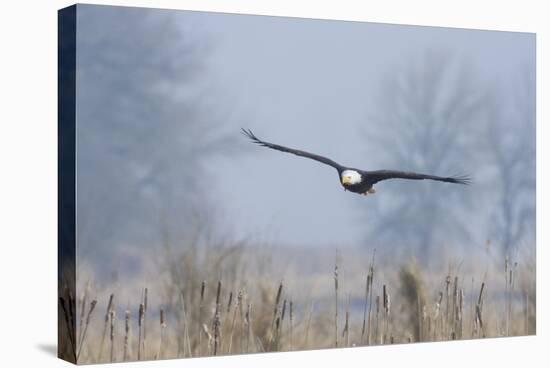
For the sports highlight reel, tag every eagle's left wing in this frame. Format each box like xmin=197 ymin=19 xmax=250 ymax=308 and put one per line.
xmin=364 ymin=170 xmax=471 ymax=185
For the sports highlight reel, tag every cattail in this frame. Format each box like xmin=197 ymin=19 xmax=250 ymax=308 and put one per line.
xmin=138 ymin=303 xmax=145 ymax=360
xmin=123 ymin=310 xmax=130 ymax=361
xmin=158 ymin=307 xmax=167 ymax=359
xmin=366 ymin=249 xmax=376 ymax=345
xmin=213 ymin=281 xmax=222 ymax=355
xmin=445 ymin=275 xmax=451 ymax=336
xmin=227 ymin=291 xmax=233 ymax=314
xmin=99 ymin=294 xmax=114 ymax=361
xmin=76 ymin=299 xmax=97 ymax=361
xmin=198 ymin=280 xmax=205 ymax=356
xmin=109 ymin=310 xmax=116 ymax=363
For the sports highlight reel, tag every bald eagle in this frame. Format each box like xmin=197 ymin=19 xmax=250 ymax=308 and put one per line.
xmin=242 ymin=129 xmax=470 ymax=196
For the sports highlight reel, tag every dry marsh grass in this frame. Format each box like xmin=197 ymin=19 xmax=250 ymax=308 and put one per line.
xmin=60 ymin=244 xmax=536 ymax=364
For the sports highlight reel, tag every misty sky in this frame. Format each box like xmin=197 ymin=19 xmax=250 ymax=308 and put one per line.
xmin=75 ymin=5 xmax=535 ymax=268
xmin=182 ymin=10 xmax=534 ymax=246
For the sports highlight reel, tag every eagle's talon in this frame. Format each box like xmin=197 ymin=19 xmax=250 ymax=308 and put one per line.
xmin=368 ymin=188 xmax=376 ymax=194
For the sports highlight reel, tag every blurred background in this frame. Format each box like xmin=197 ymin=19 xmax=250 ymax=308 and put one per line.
xmin=76 ymin=5 xmax=534 ymax=273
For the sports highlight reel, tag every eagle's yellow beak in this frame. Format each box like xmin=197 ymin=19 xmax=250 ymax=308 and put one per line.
xmin=342 ymin=176 xmax=350 ymax=185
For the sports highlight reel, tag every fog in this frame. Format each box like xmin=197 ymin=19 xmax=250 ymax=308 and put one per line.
xmin=74 ymin=5 xmax=535 ymax=273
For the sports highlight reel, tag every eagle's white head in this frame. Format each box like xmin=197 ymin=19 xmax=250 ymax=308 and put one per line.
xmin=341 ymin=170 xmax=362 ymax=185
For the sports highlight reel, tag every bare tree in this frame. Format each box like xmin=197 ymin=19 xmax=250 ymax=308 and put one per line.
xmin=359 ymin=50 xmax=489 ymax=257
xmin=75 ymin=6 xmax=238 ymax=265
xmin=486 ymin=67 xmax=535 ymax=255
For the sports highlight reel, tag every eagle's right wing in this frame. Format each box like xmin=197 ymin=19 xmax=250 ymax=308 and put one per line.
xmin=242 ymin=129 xmax=344 ymax=171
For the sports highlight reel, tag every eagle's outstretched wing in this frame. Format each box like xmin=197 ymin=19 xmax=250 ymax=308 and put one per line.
xmin=364 ymin=170 xmax=471 ymax=185
xmin=242 ymin=128 xmax=344 ymax=171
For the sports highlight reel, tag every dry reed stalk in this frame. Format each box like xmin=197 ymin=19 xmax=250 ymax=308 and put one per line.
xmin=343 ymin=294 xmax=350 ymax=347
xmin=366 ymin=258 xmax=376 ymax=344
xmin=245 ymin=303 xmax=252 ymax=353
xmin=382 ymin=285 xmax=391 ymax=344
xmin=138 ymin=303 xmax=145 ymax=360
xmin=213 ymin=281 xmax=222 ymax=355
xmin=179 ymin=291 xmax=193 ymax=358
xmin=143 ymin=288 xmax=148 ymax=359
xmin=198 ymin=280 xmax=205 ymax=356
xmin=361 ymin=248 xmax=376 ymax=345
xmin=109 ymin=309 xmax=116 ymax=363
xmin=470 ymin=278 xmax=475 ymax=338
xmin=271 ymin=283 xmax=283 ymax=330
xmin=76 ymin=299 xmax=97 ymax=361
xmin=99 ymin=293 xmax=114 ymax=361
xmin=475 ymin=282 xmax=485 ymax=338
xmin=220 ymin=291 xmax=233 ymax=353
xmin=158 ymin=308 xmax=167 ymax=359
xmin=452 ymin=276 xmax=458 ymax=337
xmin=504 ymin=255 xmax=510 ymax=336
xmin=227 ymin=290 xmax=242 ymax=354
xmin=268 ymin=282 xmax=283 ymax=350
xmin=458 ymin=288 xmax=464 ymax=338
xmin=64 ymin=288 xmax=76 ymax=360
xmin=509 ymin=262 xmax=518 ymax=335
xmin=274 ymin=317 xmax=281 ymax=351
xmin=304 ymin=301 xmax=313 ymax=347
xmin=375 ymin=295 xmax=380 ymax=344
xmin=202 ymin=323 xmax=213 ymax=354
xmin=238 ymin=291 xmax=245 ymax=353
xmin=280 ymin=299 xmax=287 ymax=348
xmin=123 ymin=310 xmax=130 ymax=361
xmin=77 ymin=284 xmax=88 ymax=347
xmin=432 ymin=291 xmax=443 ymax=341
xmin=334 ymin=263 xmax=339 ymax=348
xmin=289 ymin=300 xmax=294 ymax=350
xmin=361 ymin=274 xmax=370 ymax=345
xmin=366 ymin=250 xmax=376 ymax=344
